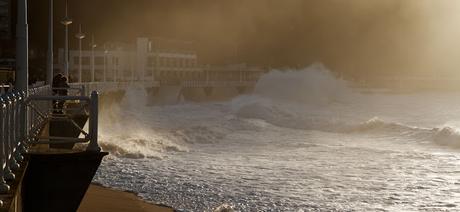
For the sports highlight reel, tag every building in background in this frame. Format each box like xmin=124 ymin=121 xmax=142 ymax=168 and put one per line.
xmin=57 ymin=37 xmax=264 ymax=85
xmin=57 ymin=37 xmax=199 ymax=82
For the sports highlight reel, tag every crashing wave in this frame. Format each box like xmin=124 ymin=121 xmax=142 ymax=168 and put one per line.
xmin=230 ymin=64 xmax=460 ymax=148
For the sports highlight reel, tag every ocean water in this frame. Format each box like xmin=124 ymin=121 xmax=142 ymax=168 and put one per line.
xmin=93 ymin=64 xmax=460 ymax=211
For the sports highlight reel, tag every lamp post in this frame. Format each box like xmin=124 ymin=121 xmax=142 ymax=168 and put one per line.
xmin=114 ymin=55 xmax=118 ymax=82
xmin=60 ymin=0 xmax=72 ymax=77
xmin=15 ymin=0 xmax=28 ymax=92
xmin=90 ymin=34 xmax=97 ymax=82
xmin=46 ymin=0 xmax=53 ymax=85
xmin=104 ymin=46 xmax=108 ymax=82
xmin=75 ymin=24 xmax=85 ymax=83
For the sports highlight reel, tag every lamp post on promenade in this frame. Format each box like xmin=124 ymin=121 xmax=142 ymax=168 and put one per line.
xmin=90 ymin=34 xmax=97 ymax=82
xmin=114 ymin=56 xmax=118 ymax=82
xmin=75 ymin=24 xmax=85 ymax=83
xmin=60 ymin=0 xmax=72 ymax=77
xmin=46 ymin=0 xmax=53 ymax=85
xmin=104 ymin=45 xmax=108 ymax=82
xmin=15 ymin=0 xmax=28 ymax=92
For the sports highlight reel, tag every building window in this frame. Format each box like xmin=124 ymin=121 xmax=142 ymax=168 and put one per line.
xmin=147 ymin=56 xmax=155 ymax=67
xmin=165 ymin=58 xmax=170 ymax=67
xmin=82 ymin=69 xmax=90 ymax=82
xmin=82 ymin=57 xmax=90 ymax=65
xmin=95 ymin=57 xmax=104 ymax=65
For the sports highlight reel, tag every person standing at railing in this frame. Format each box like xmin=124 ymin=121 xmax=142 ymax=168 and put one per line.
xmin=58 ymin=76 xmax=70 ymax=96
xmin=52 ymin=73 xmax=69 ymax=113
xmin=52 ymin=73 xmax=63 ymax=95
xmin=57 ymin=76 xmax=70 ymax=113
xmin=52 ymin=74 xmax=62 ymax=113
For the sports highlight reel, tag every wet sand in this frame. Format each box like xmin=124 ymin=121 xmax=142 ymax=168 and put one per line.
xmin=78 ymin=184 xmax=174 ymax=212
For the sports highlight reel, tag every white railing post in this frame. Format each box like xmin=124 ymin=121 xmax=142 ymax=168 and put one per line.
xmin=13 ymin=93 xmax=22 ymax=162
xmin=8 ymin=94 xmax=19 ymax=172
xmin=0 ymin=97 xmax=10 ymax=193
xmin=16 ymin=91 xmax=26 ymax=160
xmin=87 ymin=91 xmax=100 ymax=152
xmin=3 ymin=95 xmax=14 ymax=181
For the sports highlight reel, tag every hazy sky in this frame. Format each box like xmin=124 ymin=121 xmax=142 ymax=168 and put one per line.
xmin=28 ymin=0 xmax=460 ymax=77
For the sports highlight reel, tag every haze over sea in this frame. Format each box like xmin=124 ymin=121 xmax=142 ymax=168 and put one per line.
xmin=92 ymin=64 xmax=460 ymax=211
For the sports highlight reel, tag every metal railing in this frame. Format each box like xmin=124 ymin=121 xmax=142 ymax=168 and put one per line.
xmin=70 ymin=81 xmax=161 ymax=96
xmin=181 ymin=80 xmax=257 ymax=88
xmin=0 ymin=85 xmax=100 ymax=193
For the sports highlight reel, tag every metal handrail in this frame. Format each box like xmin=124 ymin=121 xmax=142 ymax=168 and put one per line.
xmin=0 ymin=85 xmax=100 ymax=193
xmin=52 ymin=84 xmax=86 ymax=96
xmin=181 ymin=80 xmax=257 ymax=88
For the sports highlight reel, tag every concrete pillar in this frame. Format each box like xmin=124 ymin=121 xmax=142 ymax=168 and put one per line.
xmin=90 ymin=35 xmax=96 ymax=82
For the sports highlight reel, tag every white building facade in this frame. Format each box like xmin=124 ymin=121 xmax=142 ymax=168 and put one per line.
xmin=57 ymin=37 xmax=199 ymax=83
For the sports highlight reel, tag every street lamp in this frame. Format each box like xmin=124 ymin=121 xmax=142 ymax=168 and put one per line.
xmin=75 ymin=24 xmax=85 ymax=83
xmin=104 ymin=46 xmax=108 ymax=82
xmin=15 ymin=0 xmax=28 ymax=92
xmin=46 ymin=0 xmax=53 ymax=85
xmin=90 ymin=34 xmax=97 ymax=82
xmin=60 ymin=0 xmax=72 ymax=77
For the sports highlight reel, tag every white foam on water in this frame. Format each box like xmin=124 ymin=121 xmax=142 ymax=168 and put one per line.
xmin=98 ymin=86 xmax=188 ymax=159
xmin=93 ymin=64 xmax=460 ymax=211
xmin=97 ymin=64 xmax=460 ymax=159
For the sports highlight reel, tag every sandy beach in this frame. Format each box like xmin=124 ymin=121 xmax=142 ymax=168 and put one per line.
xmin=78 ymin=184 xmax=174 ymax=212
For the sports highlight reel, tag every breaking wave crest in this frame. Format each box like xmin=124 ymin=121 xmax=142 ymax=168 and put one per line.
xmin=251 ymin=63 xmax=355 ymax=105
xmin=349 ymin=117 xmax=425 ymax=133
xmin=98 ymin=133 xmax=186 ymax=159
xmin=354 ymin=118 xmax=460 ymax=148
xmin=232 ymin=64 xmax=358 ymax=131
xmin=98 ymin=86 xmax=188 ymax=159
xmin=432 ymin=126 xmax=460 ymax=148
